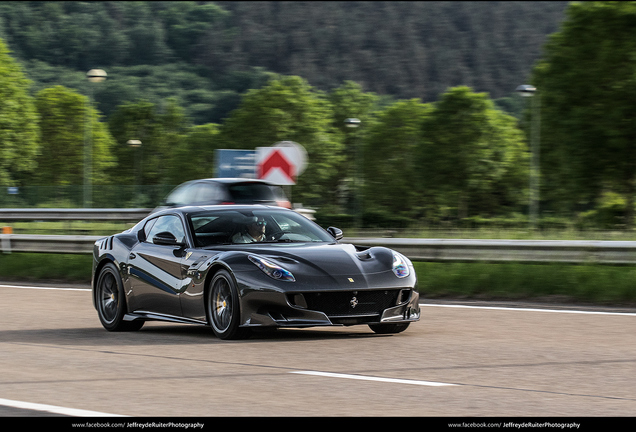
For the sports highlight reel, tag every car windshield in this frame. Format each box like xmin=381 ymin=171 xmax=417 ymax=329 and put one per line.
xmin=188 ymin=208 xmax=335 ymax=247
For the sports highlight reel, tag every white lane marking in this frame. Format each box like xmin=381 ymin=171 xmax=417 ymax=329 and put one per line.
xmin=0 ymin=284 xmax=89 ymax=291
xmin=422 ymin=303 xmax=636 ymax=317
xmin=291 ymin=371 xmax=456 ymax=387
xmin=0 ymin=397 xmax=125 ymax=417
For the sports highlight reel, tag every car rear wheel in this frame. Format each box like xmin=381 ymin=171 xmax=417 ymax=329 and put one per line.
xmin=368 ymin=322 xmax=410 ymax=334
xmin=96 ymin=263 xmax=144 ymax=332
xmin=207 ymin=269 xmax=250 ymax=340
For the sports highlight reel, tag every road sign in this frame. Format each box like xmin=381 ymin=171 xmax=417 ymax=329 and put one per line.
xmin=256 ymin=142 xmax=307 ymax=185
xmin=274 ymin=141 xmax=307 ymax=176
xmin=215 ymin=149 xmax=256 ymax=178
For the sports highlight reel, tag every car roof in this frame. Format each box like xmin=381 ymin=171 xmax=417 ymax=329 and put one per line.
xmin=190 ymin=178 xmax=276 ymax=185
xmin=150 ymin=204 xmax=289 ymax=217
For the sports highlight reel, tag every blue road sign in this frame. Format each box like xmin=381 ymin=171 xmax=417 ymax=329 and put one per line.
xmin=215 ymin=149 xmax=256 ymax=178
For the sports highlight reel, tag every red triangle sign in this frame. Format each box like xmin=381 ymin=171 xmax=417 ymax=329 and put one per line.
xmin=258 ymin=149 xmax=295 ymax=182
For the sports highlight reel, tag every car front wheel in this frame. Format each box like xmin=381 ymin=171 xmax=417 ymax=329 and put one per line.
xmin=206 ymin=269 xmax=250 ymax=340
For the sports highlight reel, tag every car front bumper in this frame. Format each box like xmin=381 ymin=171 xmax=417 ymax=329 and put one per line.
xmin=239 ymin=288 xmax=420 ymax=328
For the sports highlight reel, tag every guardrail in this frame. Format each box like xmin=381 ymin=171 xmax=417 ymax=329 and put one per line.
xmin=343 ymin=238 xmax=636 ymax=265
xmin=2 ymin=208 xmax=636 ymax=264
xmin=1 ymin=234 xmax=103 ymax=254
xmin=3 ymin=233 xmax=636 ymax=265
xmin=0 ymin=208 xmax=151 ymax=221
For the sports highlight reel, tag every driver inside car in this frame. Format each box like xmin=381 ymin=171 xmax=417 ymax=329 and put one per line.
xmin=232 ymin=216 xmax=267 ymax=243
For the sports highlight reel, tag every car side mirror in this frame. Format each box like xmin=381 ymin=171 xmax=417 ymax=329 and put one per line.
xmin=327 ymin=226 xmax=343 ymax=240
xmin=153 ymin=231 xmax=184 ymax=247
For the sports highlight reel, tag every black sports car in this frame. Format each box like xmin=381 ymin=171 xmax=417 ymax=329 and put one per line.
xmin=91 ymin=205 xmax=420 ymax=339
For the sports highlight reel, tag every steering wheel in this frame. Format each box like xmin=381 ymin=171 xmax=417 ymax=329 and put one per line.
xmin=268 ymin=230 xmax=286 ymax=241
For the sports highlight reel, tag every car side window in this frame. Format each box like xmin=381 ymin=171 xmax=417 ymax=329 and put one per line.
xmin=145 ymin=215 xmax=186 ymax=245
xmin=143 ymin=218 xmax=158 ymax=240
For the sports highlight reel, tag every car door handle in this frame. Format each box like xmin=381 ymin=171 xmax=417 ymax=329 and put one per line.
xmin=129 ymin=253 xmax=136 ymax=259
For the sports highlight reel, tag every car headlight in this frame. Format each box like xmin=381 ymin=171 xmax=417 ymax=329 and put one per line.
xmin=392 ymin=252 xmax=410 ymax=278
xmin=248 ymin=255 xmax=296 ymax=282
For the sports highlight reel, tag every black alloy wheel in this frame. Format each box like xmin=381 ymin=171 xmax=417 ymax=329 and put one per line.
xmin=207 ymin=269 xmax=250 ymax=340
xmin=96 ymin=263 xmax=144 ymax=332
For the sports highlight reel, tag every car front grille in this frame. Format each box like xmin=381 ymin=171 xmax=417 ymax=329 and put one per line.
xmin=299 ymin=289 xmax=407 ymax=317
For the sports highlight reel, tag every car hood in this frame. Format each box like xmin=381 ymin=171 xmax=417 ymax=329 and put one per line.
xmin=214 ymin=242 xmax=401 ymax=290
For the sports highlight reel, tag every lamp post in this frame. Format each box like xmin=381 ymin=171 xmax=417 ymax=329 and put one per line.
xmin=84 ymin=69 xmax=107 ymax=208
xmin=345 ymin=118 xmax=362 ymax=229
xmin=516 ymin=84 xmax=540 ymax=230
xmin=127 ymin=140 xmax=142 ymax=207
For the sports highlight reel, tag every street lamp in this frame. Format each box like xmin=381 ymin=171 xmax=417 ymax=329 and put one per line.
xmin=344 ymin=118 xmax=362 ymax=229
xmin=344 ymin=118 xmax=361 ymax=128
xmin=516 ymin=84 xmax=540 ymax=230
xmin=87 ymin=69 xmax=107 ymax=83
xmin=127 ymin=140 xmax=143 ymax=207
xmin=84 ymin=69 xmax=107 ymax=208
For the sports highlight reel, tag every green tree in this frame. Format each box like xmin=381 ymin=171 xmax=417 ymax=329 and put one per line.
xmin=328 ymin=81 xmax=379 ymax=212
xmin=170 ymin=123 xmax=222 ymax=182
xmin=159 ymin=1 xmax=229 ymax=62
xmin=218 ymin=75 xmax=343 ymax=207
xmin=108 ymin=98 xmax=189 ymax=186
xmin=33 ymin=85 xmax=115 ymax=186
xmin=362 ymin=99 xmax=432 ymax=218
xmin=532 ymin=1 xmax=636 ymax=226
xmin=0 ymin=37 xmax=39 ymax=186
xmin=419 ymin=86 xmax=528 ymax=220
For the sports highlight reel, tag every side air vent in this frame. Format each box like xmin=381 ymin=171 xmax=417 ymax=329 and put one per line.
xmin=100 ymin=236 xmax=114 ymax=250
xmin=356 ymin=251 xmax=372 ymax=260
xmin=266 ymin=255 xmax=298 ymax=264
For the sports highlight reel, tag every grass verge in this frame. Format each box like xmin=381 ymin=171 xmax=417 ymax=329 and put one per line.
xmin=1 ymin=253 xmax=635 ymax=306
xmin=0 ymin=253 xmax=92 ymax=282
xmin=414 ymin=261 xmax=636 ymax=305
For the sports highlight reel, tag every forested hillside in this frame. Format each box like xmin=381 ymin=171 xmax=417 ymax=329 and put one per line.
xmin=15 ymin=1 xmax=633 ymax=230
xmin=214 ymin=1 xmax=568 ymax=102
xmin=0 ymin=1 xmax=568 ymax=124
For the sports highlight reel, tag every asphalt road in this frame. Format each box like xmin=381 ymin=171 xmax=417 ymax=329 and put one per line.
xmin=1 ymin=282 xmax=635 ymax=419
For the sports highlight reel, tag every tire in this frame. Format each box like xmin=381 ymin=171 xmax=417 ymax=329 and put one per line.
xmin=368 ymin=322 xmax=410 ymax=334
xmin=95 ymin=262 xmax=144 ymax=332
xmin=206 ymin=269 xmax=250 ymax=340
